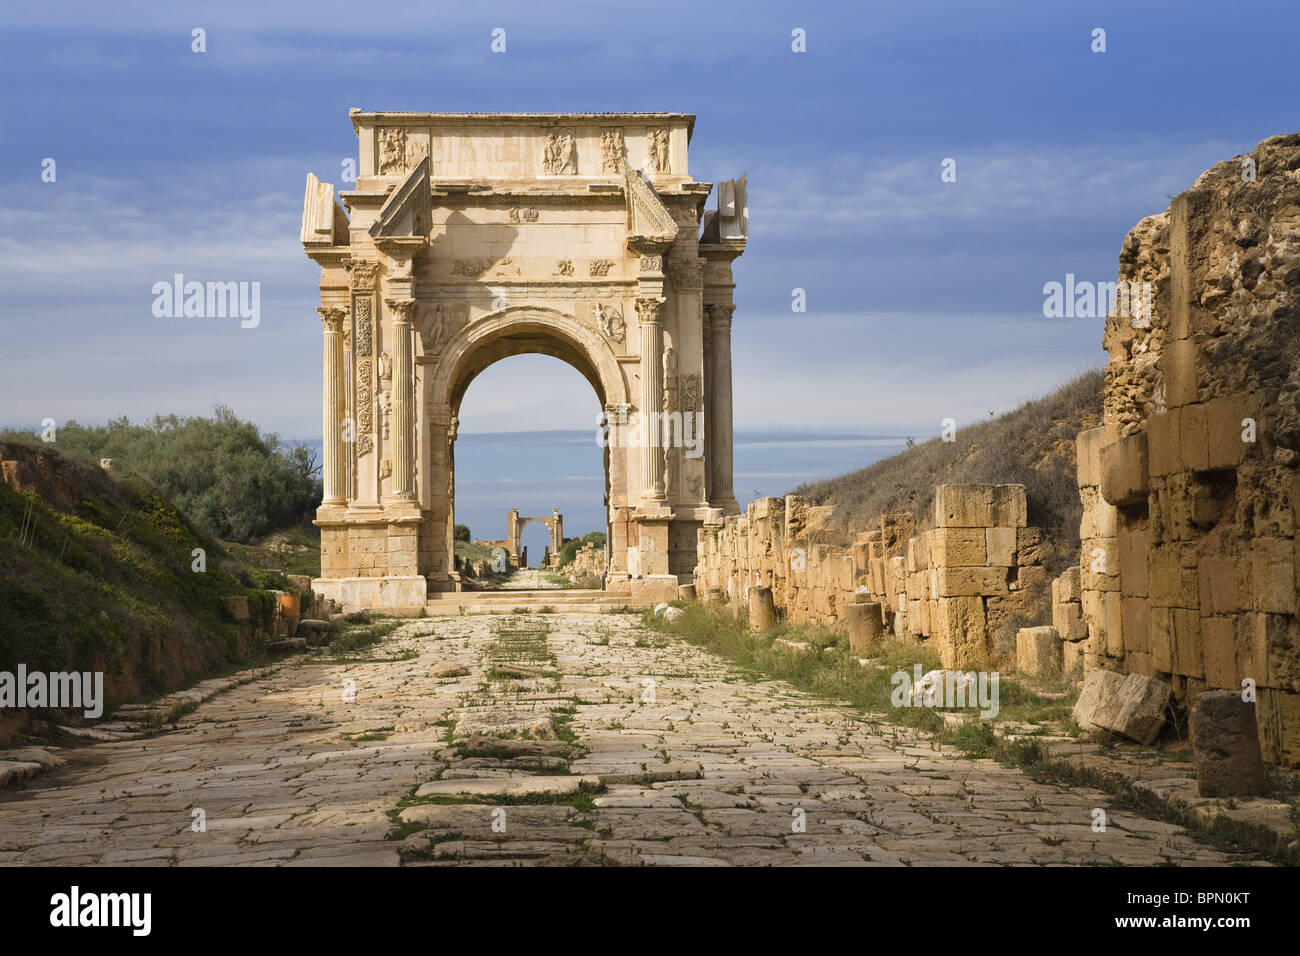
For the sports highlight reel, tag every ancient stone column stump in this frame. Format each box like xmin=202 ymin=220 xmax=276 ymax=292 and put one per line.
xmin=1190 ymin=691 xmax=1266 ymax=797
xmin=845 ymin=601 xmax=885 ymax=654
xmin=749 ymin=586 xmax=775 ymax=631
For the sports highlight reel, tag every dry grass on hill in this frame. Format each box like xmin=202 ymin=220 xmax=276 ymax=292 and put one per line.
xmin=793 ymin=369 xmax=1104 ymax=574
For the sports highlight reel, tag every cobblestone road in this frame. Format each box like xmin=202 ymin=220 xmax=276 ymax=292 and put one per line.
xmin=0 ymin=614 xmax=1254 ymax=866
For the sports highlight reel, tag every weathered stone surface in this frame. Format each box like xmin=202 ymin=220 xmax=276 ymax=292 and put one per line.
xmin=748 ymin=586 xmax=775 ymax=631
xmin=844 ymin=602 xmax=884 ymax=653
xmin=1072 ymin=668 xmax=1125 ymax=731
xmin=1093 ymin=673 xmax=1172 ymax=745
xmin=1016 ymin=626 xmax=1062 ymax=676
xmin=1190 ymin=691 xmax=1266 ymax=797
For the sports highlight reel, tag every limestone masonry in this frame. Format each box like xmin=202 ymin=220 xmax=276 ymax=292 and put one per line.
xmin=302 ymin=111 xmax=747 ymax=609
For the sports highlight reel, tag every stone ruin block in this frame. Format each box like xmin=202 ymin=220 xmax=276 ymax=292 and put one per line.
xmin=934 ymin=595 xmax=987 ymax=669
xmin=1099 ymin=432 xmax=1149 ymax=508
xmin=935 ymin=565 xmax=1009 ymax=598
xmin=1190 ymin=690 xmax=1266 ymax=797
xmin=1257 ymin=687 xmax=1300 ymax=767
xmin=1074 ymin=670 xmax=1172 ymax=745
xmin=985 ymin=526 xmax=1016 ymax=567
xmin=933 ymin=483 xmax=1027 ymax=529
xmin=1076 ymin=424 xmax=1119 ymax=489
xmin=925 ymin=527 xmax=985 ymax=567
xmin=1016 ymin=626 xmax=1062 ymax=676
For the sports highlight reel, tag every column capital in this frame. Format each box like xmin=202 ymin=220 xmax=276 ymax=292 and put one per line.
xmin=635 ymin=296 xmax=666 ymax=325
xmin=706 ymin=302 xmax=735 ymax=329
xmin=348 ymin=259 xmax=381 ymax=291
xmin=385 ymin=298 xmax=419 ymax=323
xmin=667 ymin=258 xmax=706 ymax=291
xmin=318 ymin=307 xmax=346 ymax=333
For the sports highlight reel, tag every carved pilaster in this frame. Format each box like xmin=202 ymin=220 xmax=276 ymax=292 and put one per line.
xmin=385 ymin=298 xmax=418 ymax=501
xmin=636 ymin=296 xmax=667 ymax=505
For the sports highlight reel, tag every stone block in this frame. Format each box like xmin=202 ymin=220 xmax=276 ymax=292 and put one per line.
xmin=1171 ymin=608 xmax=1203 ymax=678
xmin=1095 ymin=672 xmax=1173 ymax=745
xmin=1054 ymin=565 xmax=1082 ymax=603
xmin=1149 ymin=544 xmax=1198 ymax=608
xmin=1053 ymin=597 xmax=1082 ymax=641
xmin=1147 ymin=411 xmax=1176 ymax=478
xmin=933 ymin=484 xmax=1026 ymax=529
xmin=1250 ymin=537 xmax=1293 ymax=614
xmin=1013 ymin=565 xmax=1048 ymax=593
xmin=1201 ymin=616 xmax=1237 ymax=690
xmin=985 ymin=527 xmax=1016 ymax=567
xmin=1015 ymin=527 xmax=1046 ymax=565
xmin=1076 ymin=424 xmax=1119 ymax=488
xmin=1080 ymin=538 xmax=1119 ymax=592
xmin=1204 ymin=393 xmax=1257 ymax=470
xmin=1151 ymin=605 xmax=1173 ymax=673
xmin=1190 ymin=691 xmax=1266 ymax=796
xmin=1117 ymin=524 xmax=1150 ymax=597
xmin=1257 ymin=688 xmax=1300 ymax=767
xmin=1063 ymin=639 xmax=1086 ymax=679
xmin=934 ymin=596 xmax=987 ymax=669
xmin=1162 ymin=338 xmax=1200 ymax=409
xmin=1100 ymin=433 xmax=1149 ymax=507
xmin=1016 ymin=626 xmax=1062 ymax=676
xmin=925 ymin=528 xmax=986 ymax=567
xmin=1072 ymin=668 xmax=1125 ymax=730
xmin=1197 ymin=554 xmax=1237 ymax=616
xmin=935 ymin=565 xmax=1009 ymax=597
xmin=1121 ymin=596 xmax=1150 ymax=655
xmin=1177 ymin=402 xmax=1210 ymax=472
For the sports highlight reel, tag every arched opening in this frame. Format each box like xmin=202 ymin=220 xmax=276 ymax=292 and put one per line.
xmin=421 ymin=307 xmax=631 ymax=592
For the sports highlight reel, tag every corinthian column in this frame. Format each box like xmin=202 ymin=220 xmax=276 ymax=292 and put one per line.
xmin=708 ymin=303 xmax=738 ymax=513
xmin=636 ymin=296 xmax=667 ymax=504
xmin=319 ymin=307 xmax=346 ymax=505
xmin=385 ymin=298 xmax=417 ymax=500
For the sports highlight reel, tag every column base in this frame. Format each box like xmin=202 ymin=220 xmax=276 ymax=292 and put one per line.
xmin=311 ymin=575 xmax=427 ymax=612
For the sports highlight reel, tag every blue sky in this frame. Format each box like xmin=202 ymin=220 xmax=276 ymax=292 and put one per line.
xmin=1 ymin=0 xmax=1296 ymax=534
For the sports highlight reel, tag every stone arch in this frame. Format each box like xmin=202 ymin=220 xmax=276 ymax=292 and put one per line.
xmin=421 ymin=306 xmax=629 ymax=590
xmin=427 ymin=306 xmax=628 ymax=416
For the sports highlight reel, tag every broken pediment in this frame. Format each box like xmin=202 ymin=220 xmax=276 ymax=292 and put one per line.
xmin=300 ymin=173 xmax=350 ymax=246
xmin=699 ymin=173 xmax=748 ymax=243
xmin=621 ymin=158 xmax=678 ymax=247
xmin=369 ymin=155 xmax=432 ymax=240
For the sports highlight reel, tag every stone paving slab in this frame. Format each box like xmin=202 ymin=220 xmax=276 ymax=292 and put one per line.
xmin=0 ymin=613 xmax=1268 ymax=866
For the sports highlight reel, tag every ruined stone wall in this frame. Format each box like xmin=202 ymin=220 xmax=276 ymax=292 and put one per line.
xmin=1076 ymin=133 xmax=1300 ymax=766
xmin=567 ymin=542 xmax=608 ymax=583
xmin=695 ymin=484 xmax=1046 ymax=668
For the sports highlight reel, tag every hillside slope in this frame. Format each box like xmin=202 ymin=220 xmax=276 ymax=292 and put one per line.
xmin=0 ymin=441 xmax=277 ymax=733
xmin=793 ymin=370 xmax=1104 ymax=574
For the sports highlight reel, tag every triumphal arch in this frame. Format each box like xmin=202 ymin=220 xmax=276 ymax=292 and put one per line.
xmin=302 ymin=111 xmax=746 ymax=607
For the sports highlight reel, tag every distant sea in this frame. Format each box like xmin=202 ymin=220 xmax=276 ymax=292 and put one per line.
xmin=293 ymin=430 xmax=907 ymax=546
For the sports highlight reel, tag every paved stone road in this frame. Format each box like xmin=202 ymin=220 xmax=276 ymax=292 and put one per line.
xmin=0 ymin=614 xmax=1254 ymax=866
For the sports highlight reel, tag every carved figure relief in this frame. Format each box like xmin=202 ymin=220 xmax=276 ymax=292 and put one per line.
xmin=379 ymin=352 xmax=392 ymax=380
xmin=379 ymin=459 xmax=392 ymax=479
xmin=451 ymin=259 xmax=492 ymax=277
xmin=650 ymin=128 xmax=671 ymax=175
xmin=378 ymin=128 xmax=426 ymax=175
xmin=509 ymin=207 xmax=539 ymax=223
xmin=543 ymin=129 xmax=577 ymax=175
xmin=588 ymin=259 xmax=613 ymax=277
xmin=596 ymin=303 xmax=626 ymax=343
xmin=556 ymin=259 xmax=574 ymax=277
xmin=600 ymin=129 xmax=625 ymax=173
